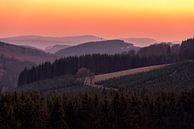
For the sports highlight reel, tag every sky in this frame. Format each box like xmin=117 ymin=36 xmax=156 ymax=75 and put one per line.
xmin=0 ymin=0 xmax=194 ymax=41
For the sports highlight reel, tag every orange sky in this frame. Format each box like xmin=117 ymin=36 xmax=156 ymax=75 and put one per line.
xmin=0 ymin=0 xmax=194 ymax=41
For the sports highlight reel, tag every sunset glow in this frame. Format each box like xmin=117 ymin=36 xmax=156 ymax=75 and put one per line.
xmin=1 ymin=0 xmax=194 ymax=41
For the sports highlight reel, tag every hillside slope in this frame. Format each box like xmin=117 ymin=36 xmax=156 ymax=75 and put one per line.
xmin=94 ymin=64 xmax=168 ymax=82
xmin=17 ymin=61 xmax=194 ymax=92
xmin=0 ymin=41 xmax=55 ymax=89
xmin=122 ymin=37 xmax=157 ymax=47
xmin=45 ymin=45 xmax=70 ymax=53
xmin=0 ymin=56 xmax=33 ymax=88
xmin=17 ymin=76 xmax=97 ymax=93
xmin=17 ymin=64 xmax=167 ymax=92
xmin=97 ymin=61 xmax=194 ymax=89
xmin=138 ymin=43 xmax=171 ymax=57
xmin=0 ymin=41 xmax=55 ymax=63
xmin=56 ymin=40 xmax=139 ymax=57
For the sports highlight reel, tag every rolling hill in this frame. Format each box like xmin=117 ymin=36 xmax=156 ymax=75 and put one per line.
xmin=122 ymin=37 xmax=157 ymax=47
xmin=138 ymin=43 xmax=171 ymax=57
xmin=94 ymin=64 xmax=168 ymax=82
xmin=45 ymin=45 xmax=70 ymax=53
xmin=17 ymin=60 xmax=194 ymax=92
xmin=17 ymin=64 xmax=168 ymax=92
xmin=0 ymin=35 xmax=103 ymax=49
xmin=56 ymin=40 xmax=139 ymax=57
xmin=0 ymin=56 xmax=33 ymax=88
xmin=137 ymin=43 xmax=180 ymax=58
xmin=0 ymin=41 xmax=55 ymax=89
xmin=0 ymin=41 xmax=55 ymax=63
xmin=97 ymin=61 xmax=194 ymax=89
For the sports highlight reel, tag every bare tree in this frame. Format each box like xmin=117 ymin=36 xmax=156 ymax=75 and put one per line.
xmin=76 ymin=68 xmax=94 ymax=86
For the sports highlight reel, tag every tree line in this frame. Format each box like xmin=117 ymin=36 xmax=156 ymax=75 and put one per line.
xmin=1 ymin=89 xmax=194 ymax=129
xmin=18 ymin=54 xmax=176 ymax=86
xmin=18 ymin=38 xmax=194 ymax=86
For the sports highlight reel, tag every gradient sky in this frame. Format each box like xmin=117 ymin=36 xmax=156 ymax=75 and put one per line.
xmin=0 ymin=0 xmax=194 ymax=41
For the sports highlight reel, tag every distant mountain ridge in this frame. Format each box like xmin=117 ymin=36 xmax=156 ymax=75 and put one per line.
xmin=56 ymin=40 xmax=139 ymax=57
xmin=0 ymin=35 xmax=103 ymax=49
xmin=45 ymin=45 xmax=70 ymax=53
xmin=0 ymin=41 xmax=55 ymax=63
xmin=122 ymin=37 xmax=158 ymax=47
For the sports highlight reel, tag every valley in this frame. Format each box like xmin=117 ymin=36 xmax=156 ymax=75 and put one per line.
xmin=0 ymin=36 xmax=194 ymax=129
xmin=1 ymin=0 xmax=193 ymax=128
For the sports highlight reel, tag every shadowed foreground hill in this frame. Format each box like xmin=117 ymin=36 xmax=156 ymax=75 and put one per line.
xmin=17 ymin=61 xmax=193 ymax=92
xmin=3 ymin=87 xmax=194 ymax=129
xmin=56 ymin=40 xmax=139 ymax=57
xmin=17 ymin=76 xmax=82 ymax=92
xmin=17 ymin=64 xmax=167 ymax=93
xmin=18 ymin=53 xmax=175 ymax=86
xmin=98 ymin=61 xmax=194 ymax=89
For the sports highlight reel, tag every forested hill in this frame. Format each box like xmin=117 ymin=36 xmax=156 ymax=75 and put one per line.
xmin=0 ymin=56 xmax=33 ymax=88
xmin=0 ymin=41 xmax=55 ymax=63
xmin=18 ymin=38 xmax=194 ymax=87
xmin=180 ymin=38 xmax=194 ymax=60
xmin=3 ymin=88 xmax=194 ymax=129
xmin=137 ymin=43 xmax=178 ymax=57
xmin=18 ymin=53 xmax=176 ymax=86
xmin=0 ymin=41 xmax=55 ymax=89
xmin=55 ymin=40 xmax=138 ymax=57
xmin=98 ymin=60 xmax=194 ymax=89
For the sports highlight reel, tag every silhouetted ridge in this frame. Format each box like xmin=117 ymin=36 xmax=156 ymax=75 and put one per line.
xmin=56 ymin=40 xmax=138 ymax=57
xmin=180 ymin=38 xmax=194 ymax=60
